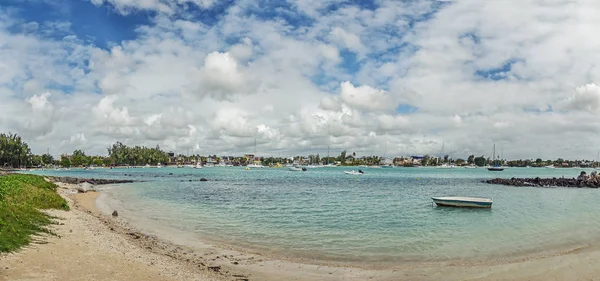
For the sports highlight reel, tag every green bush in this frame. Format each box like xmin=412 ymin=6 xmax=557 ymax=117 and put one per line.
xmin=0 ymin=174 xmax=69 ymax=252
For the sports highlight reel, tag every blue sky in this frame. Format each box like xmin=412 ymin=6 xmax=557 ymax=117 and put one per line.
xmin=1 ymin=0 xmax=599 ymax=159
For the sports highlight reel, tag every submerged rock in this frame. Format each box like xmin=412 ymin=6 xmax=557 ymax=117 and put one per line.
xmin=112 ymin=210 xmax=119 ymax=217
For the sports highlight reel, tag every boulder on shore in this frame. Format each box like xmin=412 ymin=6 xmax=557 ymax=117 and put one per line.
xmin=47 ymin=176 xmax=134 ymax=185
xmin=485 ymin=177 xmax=600 ymax=188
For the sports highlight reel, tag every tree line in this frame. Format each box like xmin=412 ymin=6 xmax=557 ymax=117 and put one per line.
xmin=0 ymin=133 xmax=171 ymax=168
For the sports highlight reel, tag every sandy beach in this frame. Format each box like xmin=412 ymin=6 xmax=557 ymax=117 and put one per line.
xmin=3 ymin=181 xmax=600 ymax=281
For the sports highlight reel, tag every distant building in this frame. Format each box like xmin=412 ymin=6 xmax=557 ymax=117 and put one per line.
xmin=411 ymin=156 xmax=424 ymax=165
xmin=381 ymin=157 xmax=394 ymax=165
xmin=60 ymin=154 xmax=72 ymax=161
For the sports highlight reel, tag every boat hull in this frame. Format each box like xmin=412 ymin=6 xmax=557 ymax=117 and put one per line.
xmin=431 ymin=197 xmax=492 ymax=208
xmin=487 ymin=168 xmax=504 ymax=171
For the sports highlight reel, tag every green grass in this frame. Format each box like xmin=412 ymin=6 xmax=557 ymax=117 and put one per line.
xmin=0 ymin=174 xmax=69 ymax=252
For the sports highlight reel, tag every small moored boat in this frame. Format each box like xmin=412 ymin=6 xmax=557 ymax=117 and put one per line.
xmin=431 ymin=196 xmax=492 ymax=208
xmin=344 ymin=170 xmax=364 ymax=175
xmin=289 ymin=167 xmax=307 ymax=171
xmin=488 ymin=166 xmax=504 ymax=171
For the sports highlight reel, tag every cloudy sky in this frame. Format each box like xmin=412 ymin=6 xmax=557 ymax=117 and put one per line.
xmin=1 ymin=0 xmax=600 ymax=160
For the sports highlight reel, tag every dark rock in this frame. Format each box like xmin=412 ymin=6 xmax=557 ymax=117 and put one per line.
xmin=48 ymin=176 xmax=135 ymax=185
xmin=200 ymin=178 xmax=208 ymax=181
xmin=127 ymin=232 xmax=141 ymax=239
xmin=112 ymin=210 xmax=118 ymax=217
xmin=485 ymin=176 xmax=600 ymax=188
xmin=208 ymin=265 xmax=221 ymax=272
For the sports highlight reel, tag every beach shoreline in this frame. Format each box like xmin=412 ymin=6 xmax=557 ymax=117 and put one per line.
xmin=95 ymin=185 xmax=600 ymax=269
xmin=4 ymin=181 xmax=600 ymax=280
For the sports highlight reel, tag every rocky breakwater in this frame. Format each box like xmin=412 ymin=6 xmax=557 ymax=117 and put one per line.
xmin=46 ymin=176 xmax=135 ymax=185
xmin=485 ymin=177 xmax=600 ymax=188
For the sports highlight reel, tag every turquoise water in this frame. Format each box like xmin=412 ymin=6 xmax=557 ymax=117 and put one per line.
xmin=25 ymin=167 xmax=600 ymax=264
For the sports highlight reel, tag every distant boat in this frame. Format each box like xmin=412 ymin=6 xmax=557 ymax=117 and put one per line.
xmin=488 ymin=143 xmax=504 ymax=171
xmin=545 ymin=165 xmax=555 ymax=169
xmin=381 ymin=165 xmax=393 ymax=168
xmin=157 ymin=163 xmax=163 ymax=168
xmin=289 ymin=167 xmax=307 ymax=171
xmin=464 ymin=164 xmax=477 ymax=169
xmin=431 ymin=196 xmax=493 ymax=208
xmin=247 ymin=163 xmax=265 ymax=168
xmin=344 ymin=170 xmax=364 ymax=175
xmin=204 ymin=163 xmax=215 ymax=168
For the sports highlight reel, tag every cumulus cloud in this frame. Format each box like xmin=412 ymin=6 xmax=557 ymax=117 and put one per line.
xmin=93 ymin=95 xmax=134 ymax=126
xmin=329 ymin=27 xmax=367 ymax=57
xmin=25 ymin=92 xmax=55 ymax=136
xmin=339 ymin=81 xmax=397 ymax=112
xmin=561 ymin=83 xmax=600 ymax=113
xmin=4 ymin=1 xmax=600 ymax=160
xmin=90 ymin=0 xmax=217 ymax=15
xmin=193 ymin=52 xmax=258 ymax=101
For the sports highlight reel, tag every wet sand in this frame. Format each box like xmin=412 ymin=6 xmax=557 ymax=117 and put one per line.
xmin=3 ymin=181 xmax=600 ymax=281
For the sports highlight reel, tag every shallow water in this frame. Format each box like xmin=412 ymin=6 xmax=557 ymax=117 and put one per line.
xmin=26 ymin=166 xmax=600 ymax=264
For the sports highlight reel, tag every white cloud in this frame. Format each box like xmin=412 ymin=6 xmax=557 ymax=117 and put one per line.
xmin=193 ymin=51 xmax=257 ymax=101
xmin=93 ymin=95 xmax=134 ymax=126
xmin=3 ymin=1 xmax=600 ymax=160
xmin=69 ymin=133 xmax=87 ymax=145
xmin=25 ymin=92 xmax=55 ymax=136
xmin=339 ymin=81 xmax=397 ymax=112
xmin=90 ymin=0 xmax=217 ymax=15
xmin=329 ymin=27 xmax=367 ymax=56
xmin=561 ymin=83 xmax=600 ymax=113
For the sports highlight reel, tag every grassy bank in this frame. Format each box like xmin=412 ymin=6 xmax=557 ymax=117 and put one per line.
xmin=0 ymin=174 xmax=69 ymax=252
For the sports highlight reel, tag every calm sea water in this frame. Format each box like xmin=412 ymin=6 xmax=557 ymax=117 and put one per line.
xmin=24 ymin=166 xmax=600 ymax=264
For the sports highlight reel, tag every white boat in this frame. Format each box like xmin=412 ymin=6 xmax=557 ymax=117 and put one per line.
xmin=247 ymin=164 xmax=265 ymax=168
xmin=437 ymin=163 xmax=454 ymax=168
xmin=289 ymin=167 xmax=306 ymax=171
xmin=431 ymin=196 xmax=492 ymax=208
xmin=204 ymin=163 xmax=215 ymax=168
xmin=157 ymin=163 xmax=163 ymax=168
xmin=344 ymin=170 xmax=364 ymax=175
xmin=545 ymin=165 xmax=555 ymax=169
xmin=464 ymin=164 xmax=477 ymax=169
xmin=194 ymin=162 xmax=202 ymax=169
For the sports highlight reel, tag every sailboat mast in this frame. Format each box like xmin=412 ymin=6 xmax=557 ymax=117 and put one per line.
xmin=438 ymin=143 xmax=444 ymax=165
xmin=493 ymin=143 xmax=496 ymax=165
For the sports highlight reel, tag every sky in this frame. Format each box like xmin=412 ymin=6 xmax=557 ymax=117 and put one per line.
xmin=1 ymin=0 xmax=600 ymax=160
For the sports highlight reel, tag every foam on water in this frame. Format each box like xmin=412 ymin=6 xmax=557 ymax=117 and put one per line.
xmin=26 ymin=167 xmax=600 ymax=264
